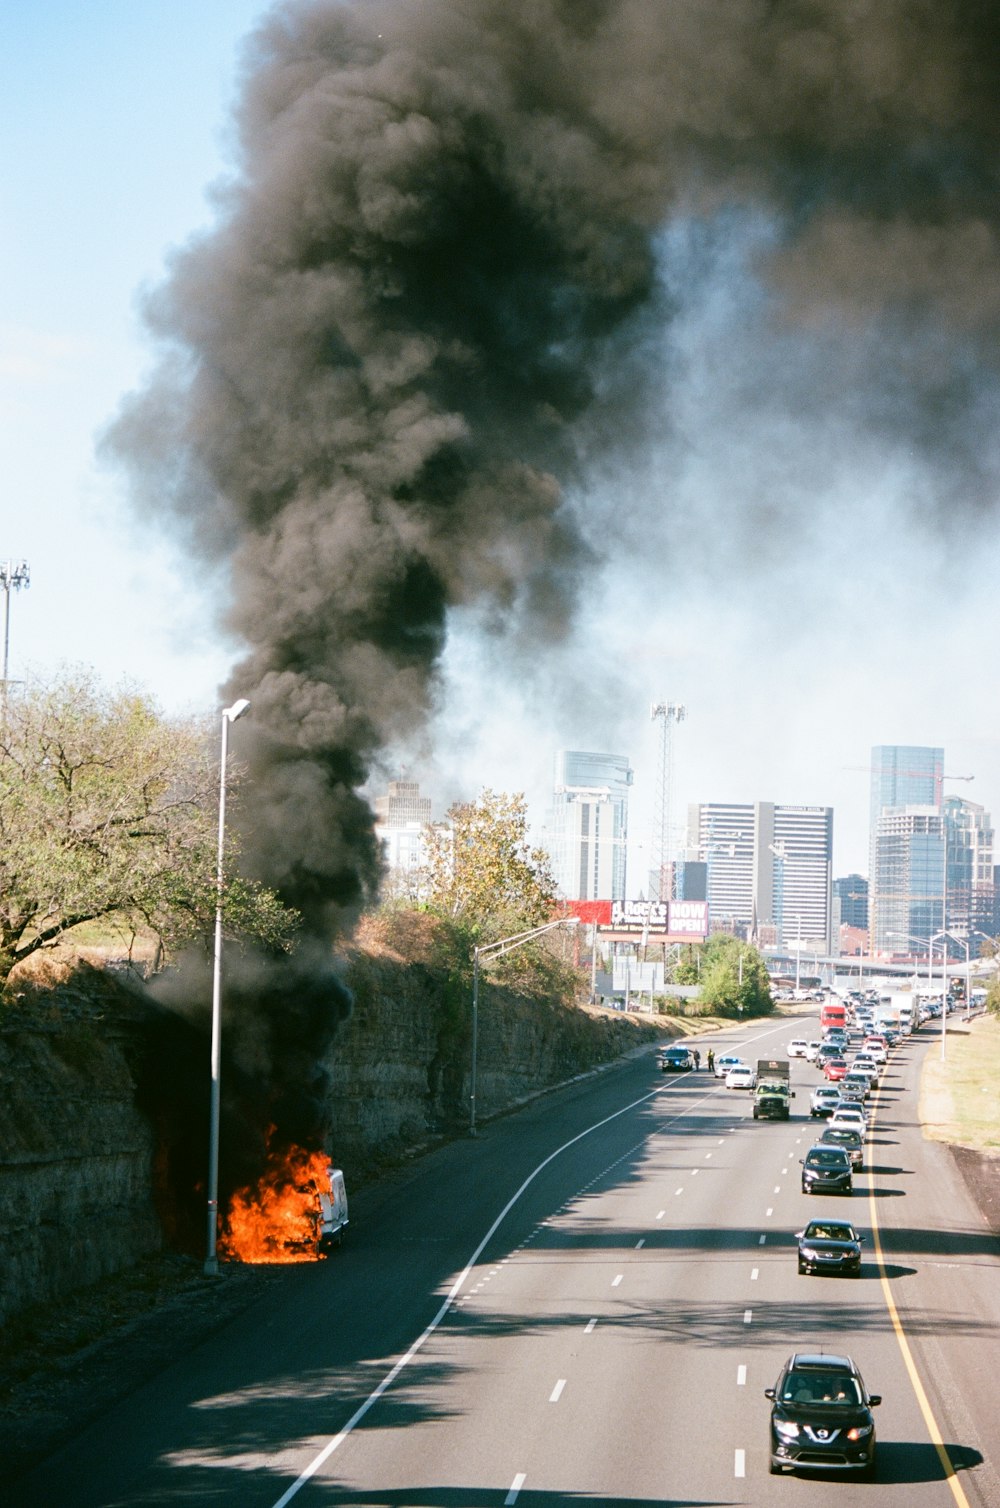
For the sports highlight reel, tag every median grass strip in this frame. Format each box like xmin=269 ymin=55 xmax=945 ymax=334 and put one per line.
xmin=919 ymin=1014 xmax=1000 ymax=1153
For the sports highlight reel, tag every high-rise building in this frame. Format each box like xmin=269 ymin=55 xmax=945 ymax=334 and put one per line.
xmin=868 ymin=747 xmax=995 ymax=955
xmin=833 ymin=874 xmax=869 ymax=930
xmin=944 ymin=797 xmax=995 ymax=945
xmin=872 ymin=806 xmax=943 ymax=954
xmin=686 ymin=801 xmax=833 ymax=951
xmin=869 ymin=745 xmax=944 ymax=829
xmin=374 ymin=779 xmax=434 ymax=895
xmin=547 ymin=751 xmax=633 ymax=901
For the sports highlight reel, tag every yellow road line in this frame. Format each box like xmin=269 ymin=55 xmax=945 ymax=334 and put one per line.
xmin=867 ymin=1081 xmax=972 ymax=1506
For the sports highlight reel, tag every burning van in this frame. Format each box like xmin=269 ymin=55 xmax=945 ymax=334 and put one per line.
xmin=220 ymin=1145 xmax=348 ymax=1263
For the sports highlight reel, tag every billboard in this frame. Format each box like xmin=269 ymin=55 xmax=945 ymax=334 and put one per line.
xmin=563 ymin=898 xmax=709 ymax=941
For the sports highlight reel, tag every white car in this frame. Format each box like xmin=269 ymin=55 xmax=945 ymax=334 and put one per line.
xmin=788 ymin=1038 xmax=810 ymax=1058
xmin=804 ymin=1040 xmax=823 ymax=1062
xmin=714 ymin=1053 xmax=744 ymax=1079
xmin=726 ymin=1064 xmax=756 ymax=1090
xmin=830 ymin=1107 xmax=867 ymax=1135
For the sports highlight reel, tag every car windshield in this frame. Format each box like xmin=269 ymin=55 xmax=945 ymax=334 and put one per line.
xmin=804 ymin=1223 xmax=855 ymax=1241
xmin=807 ymin=1150 xmax=848 ymax=1166
xmin=824 ymin=1129 xmax=859 ymax=1143
xmin=782 ymin=1372 xmax=862 ymax=1406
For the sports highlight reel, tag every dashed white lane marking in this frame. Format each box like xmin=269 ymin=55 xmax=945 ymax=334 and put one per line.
xmin=691 ymin=1168 xmax=699 ymax=1176
xmin=585 ymin=1318 xmax=597 ymax=1334
xmin=751 ymin=1268 xmax=759 ymax=1280
xmin=781 ymin=1167 xmax=788 ymax=1175
xmin=656 ymin=1209 xmax=666 ymax=1220
xmin=759 ymin=1234 xmax=766 ymax=1245
xmin=549 ymin=1379 xmax=566 ymax=1403
xmin=612 ymin=1274 xmax=623 ymax=1287
xmin=705 ymin=1151 xmax=713 ymax=1159
xmin=737 ymin=1364 xmax=747 ymax=1386
xmin=505 ymin=1473 xmax=526 ymax=1505
xmin=766 ymin=1207 xmax=774 ymax=1217
xmin=744 ymin=1309 xmax=753 ymax=1325
xmin=635 ymin=1238 xmax=645 ymax=1249
xmin=773 ymin=1185 xmax=781 ymax=1193
xmin=675 ymin=1187 xmax=684 ymax=1196
xmin=735 ymin=1448 xmax=746 ymax=1478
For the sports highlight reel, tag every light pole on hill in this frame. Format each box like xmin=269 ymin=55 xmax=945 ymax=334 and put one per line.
xmin=470 ymin=917 xmax=578 ymax=1136
xmin=204 ymin=697 xmax=251 ymax=1277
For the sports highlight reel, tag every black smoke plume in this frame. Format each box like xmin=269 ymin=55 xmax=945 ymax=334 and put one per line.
xmin=106 ymin=0 xmax=1000 ymax=1188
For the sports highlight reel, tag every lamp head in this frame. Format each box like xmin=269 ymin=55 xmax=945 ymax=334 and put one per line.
xmin=224 ymin=698 xmax=251 ymax=723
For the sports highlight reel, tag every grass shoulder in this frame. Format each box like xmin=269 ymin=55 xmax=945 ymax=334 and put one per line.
xmin=919 ymin=1013 xmax=1000 ymax=1154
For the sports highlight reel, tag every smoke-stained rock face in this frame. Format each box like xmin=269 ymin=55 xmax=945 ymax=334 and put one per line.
xmin=108 ymin=0 xmax=1000 ymax=937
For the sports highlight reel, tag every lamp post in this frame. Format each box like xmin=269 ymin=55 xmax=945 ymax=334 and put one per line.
xmin=204 ymin=697 xmax=251 ymax=1276
xmin=887 ymin=931 xmax=934 ymax=998
xmin=0 ymin=558 xmax=29 ymax=711
xmin=470 ymin=917 xmax=578 ymax=1136
xmin=930 ymin=930 xmax=951 ymax=1064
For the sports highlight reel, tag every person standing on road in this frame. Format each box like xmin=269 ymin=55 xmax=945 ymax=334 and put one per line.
xmin=692 ymin=1048 xmax=701 ymax=1069
xmin=707 ymin=1048 xmax=715 ymax=1073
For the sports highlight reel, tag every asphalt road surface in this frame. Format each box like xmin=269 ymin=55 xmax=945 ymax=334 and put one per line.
xmin=12 ymin=1014 xmax=998 ymax=1507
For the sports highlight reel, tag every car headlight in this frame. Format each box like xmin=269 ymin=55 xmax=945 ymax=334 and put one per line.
xmin=801 ymin=1248 xmax=818 ymax=1261
xmin=846 ymin=1423 xmax=873 ymax=1440
xmin=774 ymin=1419 xmax=801 ymax=1440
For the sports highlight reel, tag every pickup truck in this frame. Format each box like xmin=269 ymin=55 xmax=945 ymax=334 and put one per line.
xmin=753 ymin=1059 xmax=793 ymax=1119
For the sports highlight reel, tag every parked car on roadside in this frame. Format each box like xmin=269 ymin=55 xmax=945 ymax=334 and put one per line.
xmin=714 ymin=1053 xmax=744 ymax=1079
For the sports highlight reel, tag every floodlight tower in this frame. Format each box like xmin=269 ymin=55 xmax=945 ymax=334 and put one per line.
xmin=650 ymin=702 xmax=686 ymax=901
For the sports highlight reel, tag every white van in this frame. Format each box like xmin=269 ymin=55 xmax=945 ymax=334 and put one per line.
xmin=318 ymin=1167 xmax=349 ymax=1251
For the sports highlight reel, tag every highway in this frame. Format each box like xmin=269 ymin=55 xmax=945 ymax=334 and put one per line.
xmin=11 ymin=1013 xmax=999 ymax=1506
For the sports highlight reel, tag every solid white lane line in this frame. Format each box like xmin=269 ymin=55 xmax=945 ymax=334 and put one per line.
xmin=505 ymin=1473 xmax=526 ymax=1505
xmin=635 ymin=1238 xmax=645 ymax=1249
xmin=744 ymin=1309 xmax=752 ymax=1325
xmin=612 ymin=1274 xmax=623 ymax=1287
xmin=549 ymin=1379 xmax=566 ymax=1403
xmin=585 ymin=1318 xmax=597 ymax=1334
xmin=735 ymin=1449 xmax=746 ymax=1478
xmin=737 ymin=1364 xmax=747 ymax=1386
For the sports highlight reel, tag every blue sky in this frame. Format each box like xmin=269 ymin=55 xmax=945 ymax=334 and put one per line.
xmin=1 ymin=2 xmax=268 ymax=711
xmin=2 ymin=3 xmax=997 ymax=879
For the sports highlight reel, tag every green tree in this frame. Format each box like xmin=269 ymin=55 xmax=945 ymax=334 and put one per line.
xmin=0 ymin=670 xmax=298 ymax=983
xmin=679 ymin=933 xmax=774 ymax=1018
xmin=420 ymin=788 xmax=558 ymax=945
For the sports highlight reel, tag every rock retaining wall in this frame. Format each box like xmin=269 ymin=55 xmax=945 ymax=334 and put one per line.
xmin=0 ymin=956 xmax=661 ymax=1328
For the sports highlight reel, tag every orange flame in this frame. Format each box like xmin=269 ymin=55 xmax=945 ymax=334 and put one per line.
xmin=219 ymin=1138 xmax=332 ymax=1263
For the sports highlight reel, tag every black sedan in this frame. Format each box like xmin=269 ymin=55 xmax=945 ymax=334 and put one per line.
xmin=800 ymin=1145 xmax=853 ymax=1195
xmin=795 ymin=1219 xmax=863 ymax=1276
xmin=766 ymin=1351 xmax=880 ymax=1476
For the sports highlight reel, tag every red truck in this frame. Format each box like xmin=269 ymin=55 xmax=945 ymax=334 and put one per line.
xmin=820 ymin=1000 xmax=847 ymax=1034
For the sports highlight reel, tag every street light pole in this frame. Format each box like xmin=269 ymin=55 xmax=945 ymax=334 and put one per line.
xmin=204 ymin=697 xmax=251 ymax=1277
xmin=470 ymin=917 xmax=578 ymax=1136
xmin=930 ymin=930 xmax=950 ymax=1064
xmin=0 ymin=558 xmax=30 ymax=712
